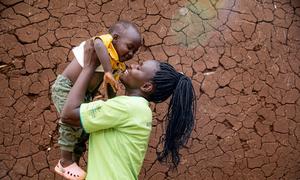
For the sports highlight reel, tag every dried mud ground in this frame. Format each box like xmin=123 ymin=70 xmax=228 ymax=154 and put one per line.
xmin=1 ymin=0 xmax=300 ymax=179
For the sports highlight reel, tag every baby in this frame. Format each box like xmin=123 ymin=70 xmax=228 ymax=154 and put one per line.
xmin=51 ymin=20 xmax=142 ymax=180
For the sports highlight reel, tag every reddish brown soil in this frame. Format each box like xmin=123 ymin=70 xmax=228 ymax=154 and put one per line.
xmin=0 ymin=0 xmax=300 ymax=179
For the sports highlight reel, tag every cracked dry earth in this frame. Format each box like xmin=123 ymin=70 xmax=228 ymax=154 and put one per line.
xmin=0 ymin=0 xmax=300 ymax=179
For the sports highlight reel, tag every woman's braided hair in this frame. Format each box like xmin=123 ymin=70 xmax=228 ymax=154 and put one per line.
xmin=149 ymin=62 xmax=196 ymax=168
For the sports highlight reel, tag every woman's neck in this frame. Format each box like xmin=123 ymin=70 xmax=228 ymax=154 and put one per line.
xmin=125 ymin=88 xmax=147 ymax=99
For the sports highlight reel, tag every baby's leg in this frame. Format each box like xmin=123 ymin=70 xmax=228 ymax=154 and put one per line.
xmin=72 ymin=85 xmax=100 ymax=163
xmin=59 ymin=124 xmax=83 ymax=166
xmin=55 ymin=125 xmax=86 ymax=179
xmin=51 ymin=75 xmax=78 ymax=167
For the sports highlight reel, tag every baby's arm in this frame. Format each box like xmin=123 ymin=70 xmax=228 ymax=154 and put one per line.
xmin=93 ymin=38 xmax=119 ymax=92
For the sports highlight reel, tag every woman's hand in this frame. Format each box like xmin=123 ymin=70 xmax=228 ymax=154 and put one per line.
xmin=84 ymin=39 xmax=99 ymax=70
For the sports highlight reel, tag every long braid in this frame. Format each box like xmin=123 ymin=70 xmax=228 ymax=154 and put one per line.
xmin=149 ymin=62 xmax=196 ymax=168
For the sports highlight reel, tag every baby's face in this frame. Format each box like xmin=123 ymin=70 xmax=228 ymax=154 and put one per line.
xmin=113 ymin=27 xmax=141 ymax=62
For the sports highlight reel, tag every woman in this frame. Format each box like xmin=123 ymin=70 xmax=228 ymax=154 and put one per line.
xmin=60 ymin=41 xmax=196 ymax=179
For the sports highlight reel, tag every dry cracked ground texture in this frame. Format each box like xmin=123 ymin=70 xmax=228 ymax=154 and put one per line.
xmin=0 ymin=0 xmax=300 ymax=179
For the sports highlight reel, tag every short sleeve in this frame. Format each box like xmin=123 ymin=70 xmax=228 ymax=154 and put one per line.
xmin=94 ymin=34 xmax=112 ymax=48
xmin=80 ymin=98 xmax=128 ymax=133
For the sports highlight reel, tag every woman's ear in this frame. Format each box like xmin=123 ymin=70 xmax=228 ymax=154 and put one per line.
xmin=141 ymin=82 xmax=154 ymax=94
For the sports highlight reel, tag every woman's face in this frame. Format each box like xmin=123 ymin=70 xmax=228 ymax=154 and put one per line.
xmin=120 ymin=60 xmax=159 ymax=89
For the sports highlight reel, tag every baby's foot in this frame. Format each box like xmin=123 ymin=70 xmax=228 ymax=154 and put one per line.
xmin=54 ymin=160 xmax=86 ymax=180
xmin=61 ymin=159 xmax=74 ymax=168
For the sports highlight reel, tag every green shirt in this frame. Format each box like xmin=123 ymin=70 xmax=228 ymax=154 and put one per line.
xmin=80 ymin=96 xmax=152 ymax=180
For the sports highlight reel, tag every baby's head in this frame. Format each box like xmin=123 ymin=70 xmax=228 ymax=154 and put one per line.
xmin=109 ymin=20 xmax=142 ymax=62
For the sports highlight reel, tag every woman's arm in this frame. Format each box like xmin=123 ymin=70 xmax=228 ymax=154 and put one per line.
xmin=61 ymin=41 xmax=98 ymax=127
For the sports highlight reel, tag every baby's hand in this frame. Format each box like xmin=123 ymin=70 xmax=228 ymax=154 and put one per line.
xmin=103 ymin=72 xmax=119 ymax=93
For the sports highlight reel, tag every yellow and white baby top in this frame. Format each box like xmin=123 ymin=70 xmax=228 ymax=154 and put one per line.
xmin=72 ymin=34 xmax=126 ymax=80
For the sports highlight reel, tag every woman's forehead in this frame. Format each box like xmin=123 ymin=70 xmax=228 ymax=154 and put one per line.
xmin=142 ymin=60 xmax=159 ymax=70
xmin=142 ymin=60 xmax=160 ymax=77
